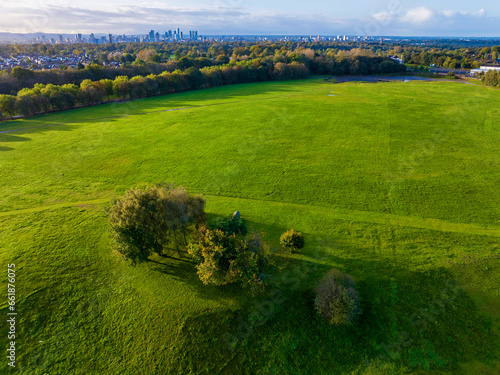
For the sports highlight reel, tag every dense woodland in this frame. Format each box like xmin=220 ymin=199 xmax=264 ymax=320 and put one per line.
xmin=2 ymin=40 xmax=499 ymax=71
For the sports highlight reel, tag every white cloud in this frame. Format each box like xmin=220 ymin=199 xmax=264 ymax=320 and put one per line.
xmin=400 ymin=7 xmax=434 ymax=24
xmin=373 ymin=12 xmax=392 ymax=22
xmin=0 ymin=4 xmax=498 ymax=37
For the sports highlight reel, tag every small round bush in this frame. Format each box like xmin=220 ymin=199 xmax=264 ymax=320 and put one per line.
xmin=280 ymin=229 xmax=304 ymax=252
xmin=314 ymin=270 xmax=362 ymax=325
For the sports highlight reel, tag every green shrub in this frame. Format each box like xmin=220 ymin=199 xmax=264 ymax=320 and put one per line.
xmin=314 ymin=269 xmax=362 ymax=325
xmin=207 ymin=216 xmax=248 ymax=236
xmin=280 ymin=229 xmax=304 ymax=252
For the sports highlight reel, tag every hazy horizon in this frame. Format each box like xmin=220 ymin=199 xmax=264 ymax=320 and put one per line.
xmin=0 ymin=0 xmax=499 ymax=38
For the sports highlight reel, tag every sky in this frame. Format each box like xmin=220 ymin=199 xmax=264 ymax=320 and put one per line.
xmin=0 ymin=0 xmax=499 ymax=37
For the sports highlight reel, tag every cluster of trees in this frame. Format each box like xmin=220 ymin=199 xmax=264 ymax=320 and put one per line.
xmin=0 ymin=61 xmax=307 ymax=119
xmin=392 ymin=45 xmax=500 ymax=69
xmin=0 ymin=64 xmax=176 ymax=95
xmin=109 ymin=185 xmax=270 ymax=292
xmin=109 ymin=184 xmax=363 ymax=326
xmin=482 ymin=70 xmax=500 ymax=87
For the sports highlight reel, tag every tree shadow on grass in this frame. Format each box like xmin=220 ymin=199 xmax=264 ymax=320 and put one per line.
xmin=160 ymin=246 xmax=500 ymax=374
xmin=146 ymin=252 xmax=247 ymax=302
xmin=0 ymin=133 xmax=31 ymax=142
xmin=141 ymin=215 xmax=500 ymax=373
xmin=0 ymin=82 xmax=299 ymax=130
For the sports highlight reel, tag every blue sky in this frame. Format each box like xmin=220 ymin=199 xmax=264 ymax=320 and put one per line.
xmin=1 ymin=0 xmax=499 ymax=37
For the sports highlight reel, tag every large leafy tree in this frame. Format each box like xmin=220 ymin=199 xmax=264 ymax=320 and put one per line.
xmin=109 ymin=185 xmax=205 ymax=263
xmin=15 ymin=95 xmax=33 ymax=117
xmin=0 ymin=95 xmax=16 ymax=118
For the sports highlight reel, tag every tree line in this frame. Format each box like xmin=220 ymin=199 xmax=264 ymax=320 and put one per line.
xmin=0 ymin=42 xmax=408 ymax=96
xmin=0 ymin=55 xmax=404 ymax=120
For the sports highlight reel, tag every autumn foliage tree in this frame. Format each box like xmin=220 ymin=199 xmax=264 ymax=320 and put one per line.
xmin=188 ymin=227 xmax=269 ymax=292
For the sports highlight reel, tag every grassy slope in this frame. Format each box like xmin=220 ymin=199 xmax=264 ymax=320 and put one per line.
xmin=1 ymin=79 xmax=500 ymax=374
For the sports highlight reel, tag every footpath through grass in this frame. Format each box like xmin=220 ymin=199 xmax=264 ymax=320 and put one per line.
xmin=1 ymin=79 xmax=500 ymax=374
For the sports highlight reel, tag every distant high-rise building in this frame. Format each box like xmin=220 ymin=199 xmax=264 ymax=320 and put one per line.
xmin=149 ymin=30 xmax=155 ymax=42
xmin=58 ymin=34 xmax=63 ymax=43
xmin=155 ymin=32 xmax=160 ymax=42
xmin=89 ymin=33 xmax=95 ymax=43
xmin=109 ymin=34 xmax=113 ymax=43
xmin=168 ymin=30 xmax=172 ymax=38
xmin=176 ymin=28 xmax=180 ymax=36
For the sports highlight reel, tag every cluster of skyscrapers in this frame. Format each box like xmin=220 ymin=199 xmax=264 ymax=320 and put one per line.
xmin=30 ymin=29 xmax=199 ymax=45
xmin=147 ymin=29 xmax=198 ymax=42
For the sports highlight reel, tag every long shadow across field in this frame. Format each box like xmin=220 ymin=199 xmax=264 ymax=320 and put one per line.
xmin=143 ymin=217 xmax=500 ymax=373
xmin=146 ymin=216 xmax=500 ymax=374
xmin=0 ymin=82 xmax=301 ymax=134
xmin=162 ymin=250 xmax=500 ymax=374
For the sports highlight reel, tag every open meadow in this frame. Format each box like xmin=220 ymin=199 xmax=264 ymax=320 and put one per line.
xmin=1 ymin=78 xmax=500 ymax=374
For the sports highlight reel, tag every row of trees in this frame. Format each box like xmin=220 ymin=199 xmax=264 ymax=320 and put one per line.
xmin=109 ymin=185 xmax=269 ymax=292
xmin=0 ymin=64 xmax=176 ymax=95
xmin=0 ymin=61 xmax=310 ymax=119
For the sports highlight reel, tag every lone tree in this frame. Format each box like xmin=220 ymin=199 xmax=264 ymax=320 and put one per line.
xmin=188 ymin=227 xmax=269 ymax=292
xmin=109 ymin=184 xmax=205 ymax=263
xmin=314 ymin=269 xmax=362 ymax=326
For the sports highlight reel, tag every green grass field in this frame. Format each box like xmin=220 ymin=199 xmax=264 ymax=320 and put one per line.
xmin=1 ymin=79 xmax=500 ymax=374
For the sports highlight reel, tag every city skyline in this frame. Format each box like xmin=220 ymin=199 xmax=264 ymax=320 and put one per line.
xmin=1 ymin=1 xmax=500 ymax=37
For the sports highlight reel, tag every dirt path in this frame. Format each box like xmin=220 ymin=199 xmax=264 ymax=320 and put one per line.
xmin=206 ymin=195 xmax=500 ymax=238
xmin=4 ymin=194 xmax=495 ymax=240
